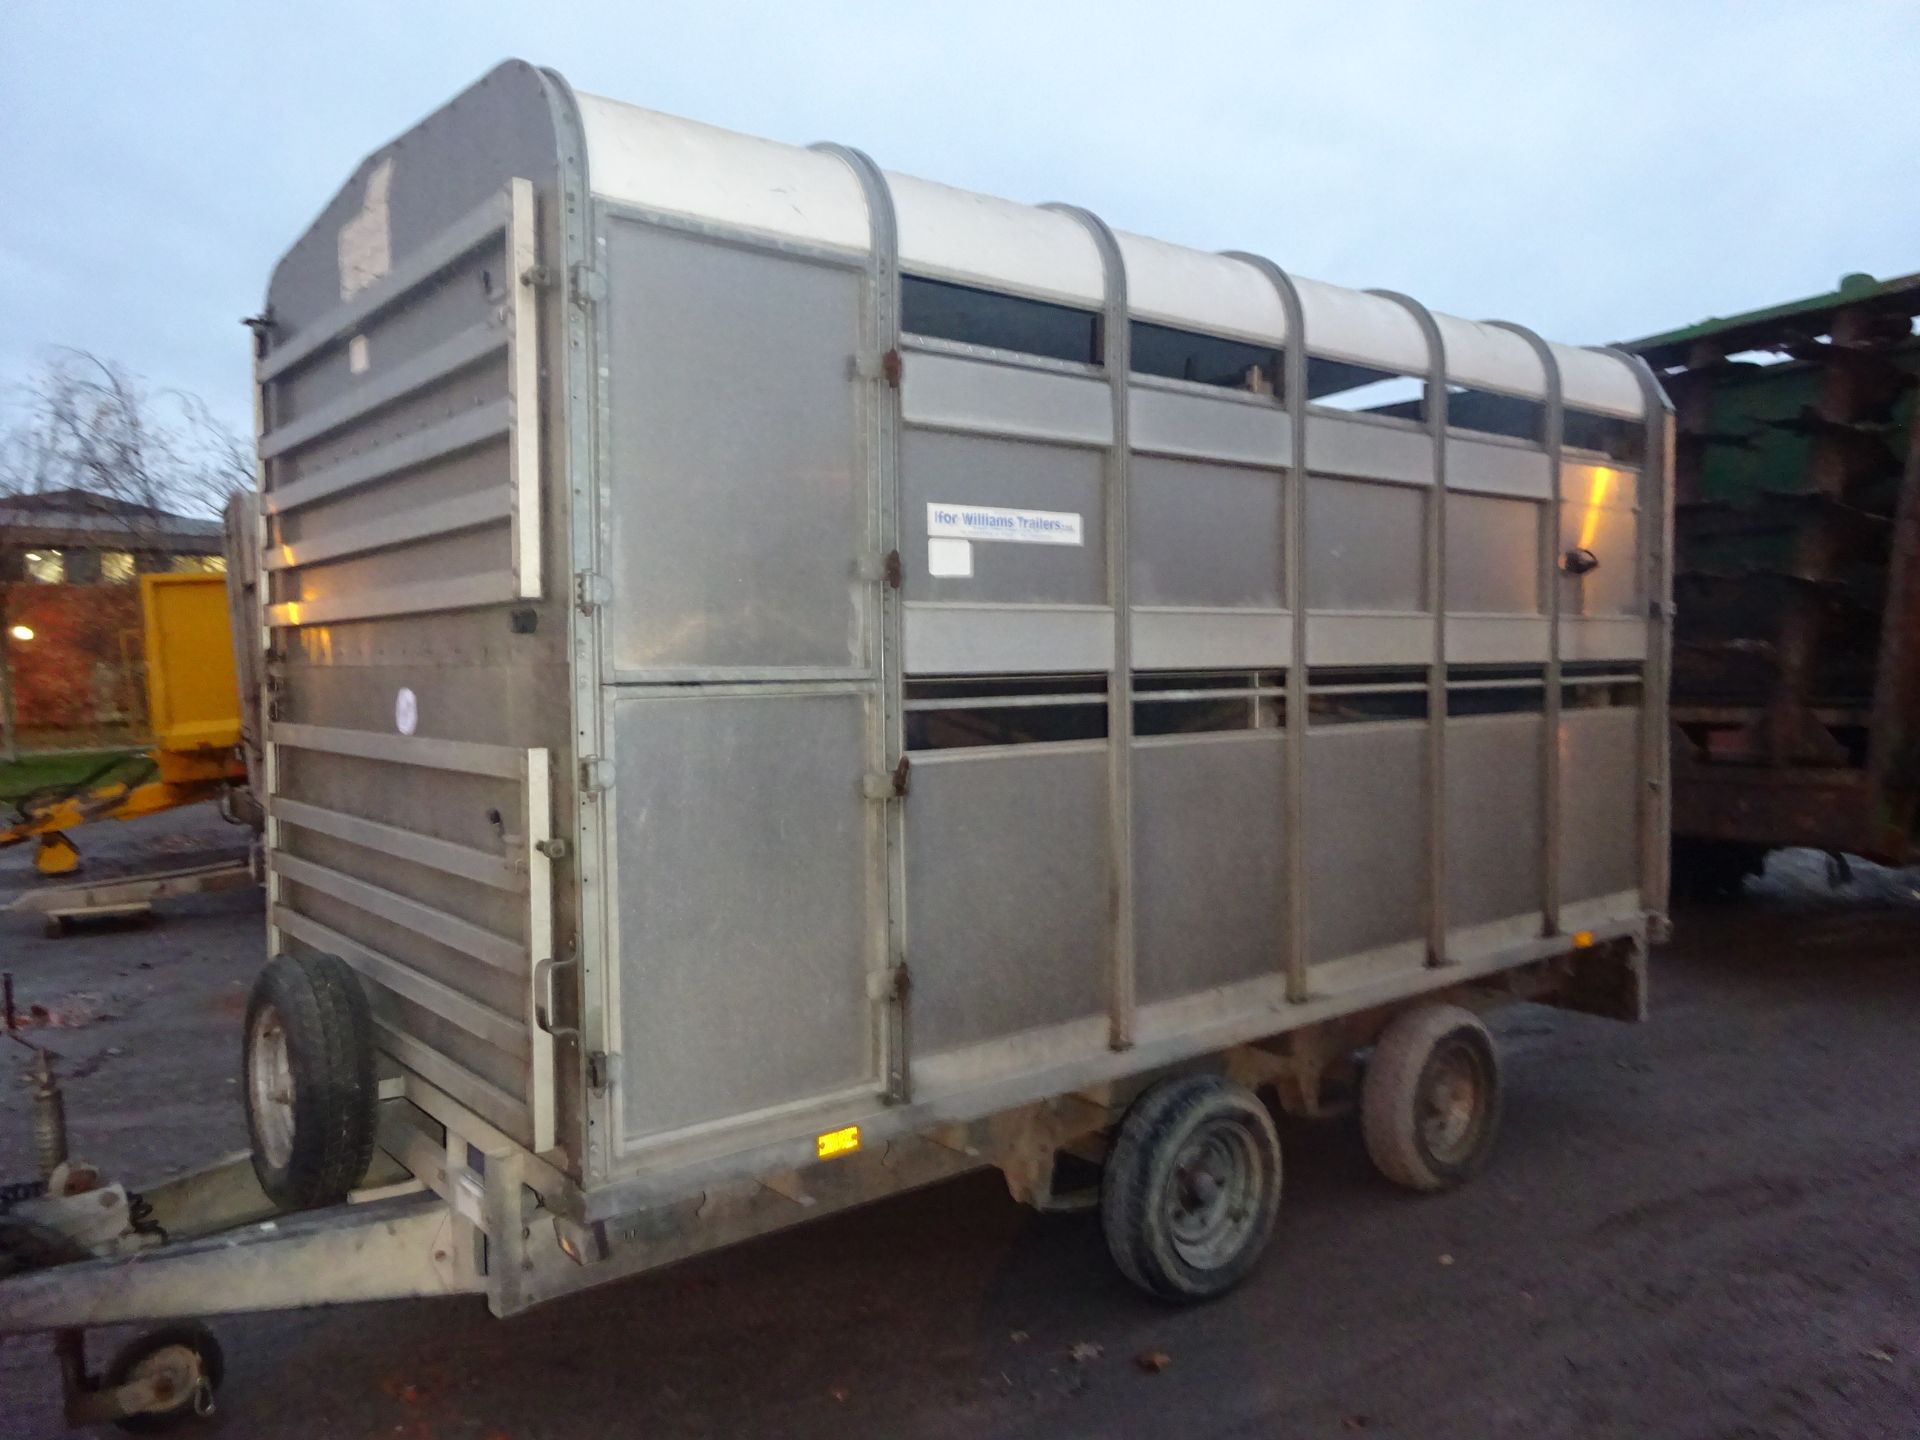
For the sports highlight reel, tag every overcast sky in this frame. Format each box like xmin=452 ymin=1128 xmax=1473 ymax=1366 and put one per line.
xmin=4 ymin=2 xmax=1916 ymax=439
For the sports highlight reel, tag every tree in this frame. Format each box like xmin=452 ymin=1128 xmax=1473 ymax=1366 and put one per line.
xmin=0 ymin=350 xmax=251 ymax=757
xmin=0 ymin=349 xmax=250 ymax=520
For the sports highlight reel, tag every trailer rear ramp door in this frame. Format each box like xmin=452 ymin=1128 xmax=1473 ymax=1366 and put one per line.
xmin=255 ymin=70 xmax=568 ymax=1156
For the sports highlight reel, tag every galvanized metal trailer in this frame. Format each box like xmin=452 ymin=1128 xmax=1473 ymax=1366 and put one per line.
xmin=1 ymin=61 xmax=1670 ymax=1430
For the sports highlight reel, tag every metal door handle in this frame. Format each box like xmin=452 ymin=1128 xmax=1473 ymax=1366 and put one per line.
xmin=532 ymin=957 xmax=578 ymax=1038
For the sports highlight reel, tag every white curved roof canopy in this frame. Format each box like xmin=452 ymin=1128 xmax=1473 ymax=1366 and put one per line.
xmin=1116 ymin=233 xmax=1289 ymax=346
xmin=1291 ymin=275 xmax=1430 ymax=377
xmin=1433 ymin=314 xmax=1548 ymax=399
xmin=574 ymin=87 xmax=1648 ymax=420
xmin=574 ymin=92 xmax=871 ymax=254
xmin=887 ymin=172 xmax=1105 ymax=309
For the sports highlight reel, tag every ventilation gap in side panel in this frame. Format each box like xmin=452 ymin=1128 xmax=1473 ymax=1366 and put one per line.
xmin=1318 ymin=369 xmax=1547 ymax=445
xmin=1133 ymin=669 xmax=1285 ymax=735
xmin=1564 ymin=409 xmax=1646 ymax=465
xmin=1306 ymin=359 xmax=1423 ymax=415
xmin=1441 ymin=387 xmax=1546 ymax=444
xmin=1562 ymin=662 xmax=1645 ymax=709
xmin=1306 ymin=666 xmax=1429 ymax=726
xmin=1130 ymin=322 xmax=1281 ymax=396
xmin=905 ymin=674 xmax=1109 ymax=751
xmin=1446 ymin=664 xmax=1547 ymax=716
xmin=901 ymin=277 xmax=1102 ymax=366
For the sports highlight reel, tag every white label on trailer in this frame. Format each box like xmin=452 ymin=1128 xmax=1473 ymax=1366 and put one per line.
xmin=394 ymin=686 xmax=418 ymax=736
xmin=926 ymin=537 xmax=974 ymax=577
xmin=338 ymin=157 xmax=395 ymax=301
xmin=927 ymin=503 xmax=1083 ymax=546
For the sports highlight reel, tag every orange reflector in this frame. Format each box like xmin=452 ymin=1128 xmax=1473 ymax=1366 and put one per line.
xmin=1572 ymin=930 xmax=1596 ymax=949
xmin=816 ymin=1124 xmax=861 ymax=1160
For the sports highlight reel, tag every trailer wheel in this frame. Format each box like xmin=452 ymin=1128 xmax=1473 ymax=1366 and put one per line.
xmin=104 ymin=1322 xmax=224 ymax=1433
xmin=243 ymin=952 xmax=377 ymax=1211
xmin=1101 ymin=1074 xmax=1282 ymax=1302
xmin=1361 ymin=1004 xmax=1501 ymax=1193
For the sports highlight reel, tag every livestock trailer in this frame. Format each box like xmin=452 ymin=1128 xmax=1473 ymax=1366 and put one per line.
xmin=1625 ymin=272 xmax=1920 ymax=894
xmin=0 ymin=60 xmax=1670 ymax=1431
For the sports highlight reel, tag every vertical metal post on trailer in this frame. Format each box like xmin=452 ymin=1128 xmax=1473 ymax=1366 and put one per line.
xmin=1044 ymin=204 xmax=1135 ymax=1051
xmin=1370 ymin=292 xmax=1450 ymax=967
xmin=1603 ymin=348 xmax=1675 ymax=922
xmin=1225 ymin=253 xmax=1311 ymax=1003
xmin=1489 ymin=322 xmax=1565 ymax=936
xmin=503 ymin=178 xmax=544 ymax=602
xmin=540 ymin=70 xmax=610 ymax=1174
xmin=247 ymin=304 xmax=283 ymax=965
xmin=811 ymin=142 xmax=912 ymax=1102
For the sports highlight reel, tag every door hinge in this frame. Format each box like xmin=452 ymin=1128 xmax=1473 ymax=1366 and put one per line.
xmin=579 ymin=756 xmax=613 ymax=795
xmin=575 ymin=570 xmax=612 ymax=615
xmin=586 ymin=1051 xmax=612 ymax=1094
xmin=570 ymin=264 xmax=606 ymax=305
xmin=855 ymin=550 xmax=902 ymax=587
xmin=861 ymin=756 xmax=910 ymax=802
xmin=520 ymin=263 xmax=558 ymax=290
xmin=851 ymin=347 xmax=902 ymax=388
xmin=534 ymin=837 xmax=570 ymax=861
xmin=868 ymin=960 xmax=911 ymax=1002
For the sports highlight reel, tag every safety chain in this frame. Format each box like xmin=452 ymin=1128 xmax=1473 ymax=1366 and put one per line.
xmin=127 ymin=1190 xmax=167 ymax=1244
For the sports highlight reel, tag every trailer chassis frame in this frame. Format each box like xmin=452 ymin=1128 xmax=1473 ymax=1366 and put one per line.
xmin=2 ymin=927 xmax=1645 ymax=1402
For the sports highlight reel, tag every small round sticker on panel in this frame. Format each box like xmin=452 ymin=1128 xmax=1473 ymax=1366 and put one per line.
xmin=394 ymin=686 xmax=418 ymax=736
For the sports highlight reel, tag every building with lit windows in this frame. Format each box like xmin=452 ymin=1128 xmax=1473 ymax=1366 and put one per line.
xmin=0 ymin=488 xmax=226 ymax=747
xmin=0 ymin=487 xmax=224 ymax=584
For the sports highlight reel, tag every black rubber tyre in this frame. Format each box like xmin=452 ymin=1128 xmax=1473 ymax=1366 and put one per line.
xmin=242 ymin=952 xmax=377 ymax=1211
xmin=1100 ymin=1073 xmax=1282 ymax=1303
xmin=1361 ymin=1003 xmax=1502 ymax=1193
xmin=105 ymin=1322 xmax=224 ymax=1433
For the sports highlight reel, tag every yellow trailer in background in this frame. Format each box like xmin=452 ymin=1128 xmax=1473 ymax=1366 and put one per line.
xmin=142 ymin=573 xmax=242 ymax=761
xmin=1 ymin=573 xmax=250 ymax=878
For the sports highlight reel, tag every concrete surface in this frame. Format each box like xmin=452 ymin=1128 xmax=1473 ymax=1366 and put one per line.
xmin=2 ymin=819 xmax=1917 ymax=1439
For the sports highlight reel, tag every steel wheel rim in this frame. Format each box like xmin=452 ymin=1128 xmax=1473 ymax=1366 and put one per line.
xmin=129 ymin=1343 xmax=198 ymax=1416
xmin=248 ymin=1003 xmax=296 ymax=1171
xmin=1164 ymin=1118 xmax=1262 ymax=1271
xmin=1419 ymin=1039 xmax=1487 ymax=1166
